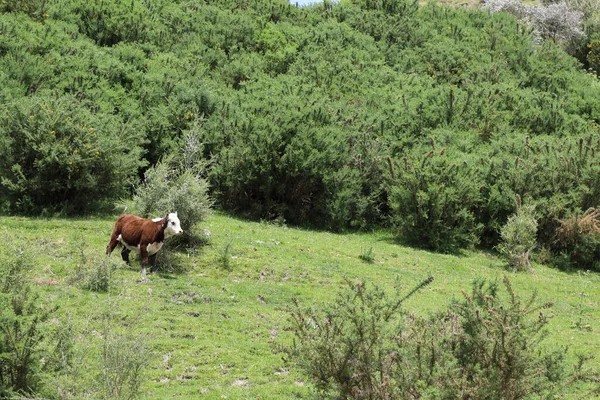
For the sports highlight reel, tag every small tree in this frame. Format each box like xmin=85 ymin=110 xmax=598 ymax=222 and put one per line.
xmin=497 ymin=197 xmax=538 ymax=271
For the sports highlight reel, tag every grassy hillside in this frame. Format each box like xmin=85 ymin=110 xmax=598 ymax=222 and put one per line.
xmin=2 ymin=213 xmax=599 ymax=398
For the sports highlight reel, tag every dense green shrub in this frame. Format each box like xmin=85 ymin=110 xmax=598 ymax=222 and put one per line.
xmin=389 ymin=144 xmax=483 ymax=253
xmin=0 ymin=95 xmax=145 ymax=215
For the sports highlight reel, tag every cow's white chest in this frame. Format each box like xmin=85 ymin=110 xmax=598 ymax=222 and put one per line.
xmin=117 ymin=235 xmax=163 ymax=255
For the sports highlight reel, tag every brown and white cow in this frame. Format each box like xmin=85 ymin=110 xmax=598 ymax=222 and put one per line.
xmin=106 ymin=212 xmax=183 ymax=276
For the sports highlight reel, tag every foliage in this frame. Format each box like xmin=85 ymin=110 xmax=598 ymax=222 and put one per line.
xmin=1 ymin=0 xmax=600 ymax=258
xmin=0 ymin=95 xmax=145 ymax=215
xmin=0 ymin=247 xmax=57 ymax=396
xmin=389 ymin=145 xmax=483 ymax=253
xmin=286 ymin=275 xmax=574 ymax=399
xmin=286 ymin=276 xmax=434 ymax=398
xmin=496 ymin=198 xmax=538 ymax=271
xmin=447 ymin=277 xmax=566 ymax=399
xmin=483 ymin=0 xmax=585 ymax=43
xmin=553 ymin=208 xmax=600 ymax=270
xmin=98 ymin=324 xmax=150 ymax=400
xmin=121 ymin=123 xmax=212 ymax=245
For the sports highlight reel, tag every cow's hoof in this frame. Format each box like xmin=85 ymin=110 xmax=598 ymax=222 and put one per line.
xmin=138 ymin=269 xmax=150 ymax=283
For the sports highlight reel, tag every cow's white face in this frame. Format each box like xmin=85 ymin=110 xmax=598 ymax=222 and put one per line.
xmin=164 ymin=212 xmax=184 ymax=238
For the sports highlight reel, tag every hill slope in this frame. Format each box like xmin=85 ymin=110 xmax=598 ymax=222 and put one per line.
xmin=2 ymin=213 xmax=599 ymax=398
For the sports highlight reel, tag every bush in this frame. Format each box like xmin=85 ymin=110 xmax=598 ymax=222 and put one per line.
xmin=285 ymin=276 xmax=434 ymax=399
xmin=0 ymin=247 xmax=58 ymax=396
xmin=71 ymin=259 xmax=115 ymax=293
xmin=447 ymin=277 xmax=566 ymax=399
xmin=285 ymin=275 xmax=575 ymax=399
xmin=0 ymin=95 xmax=145 ymax=215
xmin=122 ymin=125 xmax=212 ymax=247
xmin=496 ymin=198 xmax=538 ymax=271
xmin=98 ymin=330 xmax=150 ymax=400
xmin=389 ymin=145 xmax=483 ymax=253
xmin=553 ymin=208 xmax=600 ymax=270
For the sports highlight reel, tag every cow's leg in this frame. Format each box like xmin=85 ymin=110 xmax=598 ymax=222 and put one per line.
xmin=121 ymin=248 xmax=131 ymax=265
xmin=149 ymin=253 xmax=158 ymax=273
xmin=140 ymin=245 xmax=149 ymax=280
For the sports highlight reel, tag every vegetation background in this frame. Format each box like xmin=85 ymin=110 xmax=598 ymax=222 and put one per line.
xmin=1 ymin=0 xmax=600 ymax=397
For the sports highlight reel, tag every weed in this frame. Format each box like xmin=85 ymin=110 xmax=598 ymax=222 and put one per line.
xmin=571 ymin=271 xmax=593 ymax=331
xmin=69 ymin=254 xmax=115 ymax=293
xmin=98 ymin=293 xmax=151 ymax=399
xmin=358 ymin=247 xmax=374 ymax=263
xmin=219 ymin=239 xmax=234 ymax=271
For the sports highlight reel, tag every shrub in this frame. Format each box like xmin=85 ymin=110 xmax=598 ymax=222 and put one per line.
xmin=0 ymin=95 xmax=145 ymax=215
xmin=285 ymin=275 xmax=575 ymax=399
xmin=447 ymin=277 xmax=566 ymax=399
xmin=122 ymin=125 xmax=212 ymax=247
xmin=77 ymin=259 xmax=114 ymax=293
xmin=98 ymin=330 xmax=150 ymax=400
xmin=389 ymin=146 xmax=483 ymax=253
xmin=553 ymin=207 xmax=600 ymax=270
xmin=496 ymin=198 xmax=538 ymax=271
xmin=0 ymin=247 xmax=58 ymax=396
xmin=285 ymin=276 xmax=434 ymax=398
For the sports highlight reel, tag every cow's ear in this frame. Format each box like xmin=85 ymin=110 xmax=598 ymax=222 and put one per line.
xmin=162 ymin=215 xmax=169 ymax=229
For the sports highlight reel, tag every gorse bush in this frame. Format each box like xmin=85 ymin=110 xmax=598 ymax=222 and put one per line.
xmin=553 ymin=208 xmax=600 ymax=270
xmin=448 ymin=277 xmax=565 ymax=399
xmin=1 ymin=0 xmax=600 ymax=259
xmin=0 ymin=247 xmax=58 ymax=396
xmin=122 ymin=124 xmax=212 ymax=246
xmin=0 ymin=95 xmax=145 ymax=215
xmin=286 ymin=276 xmax=434 ymax=398
xmin=285 ymin=275 xmax=575 ymax=399
xmin=389 ymin=145 xmax=483 ymax=253
xmin=497 ymin=198 xmax=538 ymax=271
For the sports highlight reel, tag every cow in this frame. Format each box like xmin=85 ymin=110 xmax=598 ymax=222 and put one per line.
xmin=106 ymin=212 xmax=184 ymax=277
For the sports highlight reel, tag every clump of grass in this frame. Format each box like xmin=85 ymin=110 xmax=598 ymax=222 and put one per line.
xmin=219 ymin=239 xmax=234 ymax=271
xmin=358 ymin=246 xmax=374 ymax=263
xmin=69 ymin=254 xmax=115 ymax=293
xmin=572 ymin=271 xmax=593 ymax=331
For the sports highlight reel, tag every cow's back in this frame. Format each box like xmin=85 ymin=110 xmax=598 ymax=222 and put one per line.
xmin=115 ymin=214 xmax=155 ymax=245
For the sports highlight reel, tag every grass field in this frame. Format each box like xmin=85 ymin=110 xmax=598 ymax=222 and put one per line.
xmin=2 ymin=212 xmax=600 ymax=398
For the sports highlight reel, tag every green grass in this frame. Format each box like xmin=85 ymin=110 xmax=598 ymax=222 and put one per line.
xmin=3 ymin=212 xmax=600 ymax=398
